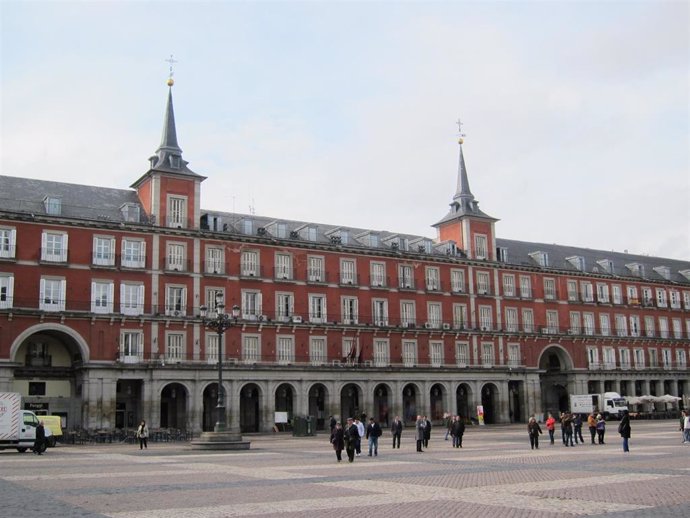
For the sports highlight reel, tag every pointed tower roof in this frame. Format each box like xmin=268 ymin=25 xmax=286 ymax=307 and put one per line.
xmin=131 ymin=78 xmax=204 ymax=187
xmin=433 ymin=137 xmax=496 ymax=227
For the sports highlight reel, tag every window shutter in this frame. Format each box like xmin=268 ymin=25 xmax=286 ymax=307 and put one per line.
xmin=10 ymin=229 xmax=17 ymax=253
xmin=92 ymin=236 xmax=98 ymax=262
xmin=39 ymin=278 xmax=46 ymax=308
xmin=120 ymin=283 xmax=126 ymax=313
xmin=60 ymin=279 xmax=66 ymax=310
xmin=140 ymin=241 xmax=146 ymax=266
xmin=108 ymin=283 xmax=114 ymax=313
xmin=61 ymin=234 xmax=68 ymax=262
xmin=137 ymin=285 xmax=144 ymax=314
xmin=91 ymin=281 xmax=97 ymax=312
xmin=41 ymin=232 xmax=47 ymax=260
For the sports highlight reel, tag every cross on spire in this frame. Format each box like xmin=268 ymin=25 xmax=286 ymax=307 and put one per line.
xmin=456 ymin=118 xmax=466 ymax=137
xmin=165 ymin=54 xmax=178 ymax=80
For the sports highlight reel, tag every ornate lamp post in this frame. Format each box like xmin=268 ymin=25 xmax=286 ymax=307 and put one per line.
xmin=200 ymin=293 xmax=240 ymax=432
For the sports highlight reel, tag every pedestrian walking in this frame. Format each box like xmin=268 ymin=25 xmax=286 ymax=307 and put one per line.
xmin=444 ymin=412 xmax=452 ymax=441
xmin=423 ymin=415 xmax=431 ymax=448
xmin=528 ymin=416 xmax=542 ymax=450
xmin=596 ymin=414 xmax=606 ymax=444
xmin=354 ymin=418 xmax=365 ymax=456
xmin=588 ymin=412 xmax=597 ymax=444
xmin=415 ymin=415 xmax=425 ymax=452
xmin=345 ymin=418 xmax=358 ymax=463
xmin=331 ymin=422 xmax=345 ymax=462
xmin=562 ymin=412 xmax=574 ymax=447
xmin=573 ymin=413 xmax=584 ymax=444
xmin=329 ymin=415 xmax=336 ymax=438
xmin=391 ymin=415 xmax=403 ymax=448
xmin=366 ymin=417 xmax=382 ymax=456
xmin=681 ymin=410 xmax=690 ymax=444
xmin=451 ymin=415 xmax=465 ymax=448
xmin=618 ymin=410 xmax=631 ymax=452
xmin=137 ymin=420 xmax=149 ymax=450
xmin=545 ymin=413 xmax=556 ymax=445
xmin=33 ymin=420 xmax=46 ymax=455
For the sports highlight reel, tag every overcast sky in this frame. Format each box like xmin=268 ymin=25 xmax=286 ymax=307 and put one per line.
xmin=1 ymin=1 xmax=688 ymax=261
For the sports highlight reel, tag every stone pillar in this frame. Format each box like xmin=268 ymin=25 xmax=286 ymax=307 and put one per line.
xmin=141 ymin=379 xmax=154 ymax=428
xmin=448 ymin=382 xmax=457 ymax=418
xmin=499 ymin=380 xmax=510 ymax=424
xmin=228 ymin=380 xmax=241 ymax=434
xmin=187 ymin=381 xmax=201 ymax=434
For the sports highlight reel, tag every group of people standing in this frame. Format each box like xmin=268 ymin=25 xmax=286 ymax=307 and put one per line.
xmin=533 ymin=410 xmax=631 ymax=452
xmin=329 ymin=416 xmax=383 ymax=463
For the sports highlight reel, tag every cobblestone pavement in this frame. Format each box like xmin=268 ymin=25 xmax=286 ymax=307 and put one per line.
xmin=1 ymin=420 xmax=688 ymax=517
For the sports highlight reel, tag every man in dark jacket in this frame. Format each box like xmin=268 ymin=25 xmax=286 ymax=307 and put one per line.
xmin=423 ymin=416 xmax=431 ymax=448
xmin=33 ymin=420 xmax=46 ymax=455
xmin=451 ymin=415 xmax=466 ymax=448
xmin=391 ymin=415 xmax=403 ymax=448
xmin=366 ymin=418 xmax=382 ymax=456
xmin=344 ymin=418 xmax=358 ymax=463
xmin=618 ymin=410 xmax=631 ymax=452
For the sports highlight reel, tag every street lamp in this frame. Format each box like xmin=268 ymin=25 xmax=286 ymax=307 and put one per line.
xmin=200 ymin=293 xmax=240 ymax=432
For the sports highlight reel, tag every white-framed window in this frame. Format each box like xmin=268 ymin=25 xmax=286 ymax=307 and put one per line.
xmin=505 ymin=307 xmax=519 ymax=332
xmin=669 ymin=290 xmax=681 ymax=309
xmin=400 ymin=300 xmax=416 ymax=327
xmin=373 ymin=339 xmax=390 ymax=367
xmin=453 ymin=304 xmax=468 ymax=329
xmin=165 ymin=285 xmax=187 ymax=316
xmin=308 ymin=256 xmax=324 ymax=282
xmin=644 ymin=316 xmax=655 ymax=337
xmin=482 ymin=342 xmax=494 ymax=367
xmin=615 ymin=314 xmax=628 ymax=336
xmin=583 ymin=312 xmax=595 ymax=335
xmin=599 ymin=314 xmax=611 ymax=336
xmin=275 ymin=223 xmax=287 ymax=239
xmin=656 ymin=288 xmax=667 ymax=308
xmin=90 ymin=281 xmax=114 ymax=314
xmin=602 ymin=347 xmax=615 ymax=369
xmin=569 ymin=312 xmax=581 ymax=334
xmin=633 ymin=348 xmax=645 ymax=369
xmin=242 ymin=219 xmax=253 ymax=235
xmin=402 ymin=340 xmax=417 ymax=367
xmin=629 ymin=315 xmax=640 ymax=337
xmin=92 ymin=236 xmax=115 ymax=266
xmin=204 ymin=287 xmax=224 ymax=312
xmin=451 ymin=269 xmax=466 ymax=293
xmin=546 ymin=311 xmax=559 ymax=334
xmin=649 ymin=348 xmax=659 ymax=368
xmin=167 ymin=195 xmax=187 ymax=228
xmin=341 ymin=296 xmax=358 ymax=325
xmin=425 ymin=267 xmax=440 ymax=291
xmin=476 ymin=271 xmax=490 ymax=295
xmin=676 ymin=349 xmax=687 ymax=369
xmin=662 ymin=348 xmax=672 ymax=369
xmin=340 ymin=258 xmax=356 ymax=284
xmin=427 ymin=302 xmax=442 ymax=329
xmin=612 ymin=285 xmax=622 ymax=305
xmin=276 ymin=292 xmax=294 ymax=322
xmin=686 ymin=319 xmax=690 ymax=339
xmin=372 ymin=298 xmax=388 ymax=326
xmin=39 ymin=277 xmax=65 ymax=311
xmin=627 ymin=285 xmax=639 ymax=305
xmin=121 ymin=239 xmax=146 ymax=268
xmin=166 ymin=242 xmax=186 ymax=271
xmin=0 ymin=274 xmax=15 ymax=309
xmin=522 ymin=309 xmax=534 ymax=333
xmin=474 ymin=234 xmax=487 ymax=260
xmin=205 ymin=247 xmax=224 ymax=274
xmin=310 ymin=336 xmax=327 ymax=366
xmin=587 ymin=347 xmax=599 ymax=369
xmin=641 ymin=287 xmax=653 ymax=306
xmin=277 ymin=335 xmax=295 ymax=364
xmin=544 ymin=278 xmax=556 ymax=300
xmin=683 ymin=291 xmax=690 ymax=310
xmin=619 ymin=348 xmax=631 ymax=370
xmin=342 ymin=337 xmax=357 ymax=362
xmin=241 ymin=250 xmax=259 ymax=277
xmin=429 ymin=341 xmax=443 ymax=367
xmin=567 ymin=280 xmax=578 ymax=301
xmin=530 ymin=250 xmax=548 ymax=267
xmin=658 ymin=317 xmax=669 ymax=338
xmin=479 ymin=305 xmax=493 ymax=331
xmin=120 ymin=203 xmax=140 ymax=223
xmin=456 ymin=341 xmax=469 ymax=367
xmin=581 ymin=281 xmax=594 ymax=302
xmin=206 ymin=334 xmax=219 ymax=363
xmin=165 ymin=332 xmax=185 ymax=361
xmin=41 ymin=231 xmax=68 ymax=262
xmin=371 ymin=262 xmax=386 ymax=287
xmin=120 ymin=330 xmax=143 ymax=362
xmin=596 ymin=283 xmax=610 ymax=304
xmin=508 ymin=343 xmax=520 ymax=367
xmin=275 ymin=253 xmax=293 ymax=280
xmin=305 ymin=226 xmax=318 ymax=241
xmin=242 ymin=290 xmax=262 ymax=320
xmin=399 ymin=264 xmax=414 ymax=289
xmin=503 ymin=274 xmax=516 ymax=297
xmin=44 ymin=196 xmax=61 ymax=215
xmin=309 ymin=294 xmax=327 ymax=323
xmin=519 ymin=276 xmax=532 ymax=298
xmin=0 ymin=227 xmax=17 ymax=258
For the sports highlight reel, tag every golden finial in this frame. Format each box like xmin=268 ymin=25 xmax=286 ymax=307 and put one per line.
xmin=165 ymin=54 xmax=178 ymax=87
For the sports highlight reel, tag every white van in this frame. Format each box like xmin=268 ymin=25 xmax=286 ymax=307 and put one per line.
xmin=0 ymin=393 xmax=53 ymax=452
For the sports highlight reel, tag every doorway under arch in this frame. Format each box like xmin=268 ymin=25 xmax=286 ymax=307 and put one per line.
xmin=160 ymin=383 xmax=188 ymax=429
xmin=240 ymin=383 xmax=261 ymax=433
xmin=480 ymin=383 xmax=499 ymax=424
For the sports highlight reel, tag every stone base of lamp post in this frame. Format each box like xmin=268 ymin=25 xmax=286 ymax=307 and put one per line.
xmin=190 ymin=430 xmax=251 ymax=451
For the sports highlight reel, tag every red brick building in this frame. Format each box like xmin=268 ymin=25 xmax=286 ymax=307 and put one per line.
xmin=1 ymin=83 xmax=688 ymax=433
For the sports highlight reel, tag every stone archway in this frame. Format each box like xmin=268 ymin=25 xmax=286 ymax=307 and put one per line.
xmin=373 ymin=383 xmax=391 ymax=426
xmin=402 ymin=383 xmax=420 ymax=424
xmin=160 ymin=383 xmax=188 ymax=429
xmin=201 ymin=383 xmax=219 ymax=432
xmin=456 ymin=383 xmax=472 ymax=421
xmin=429 ymin=383 xmax=445 ymax=421
xmin=240 ymin=383 xmax=261 ymax=433
xmin=275 ymin=383 xmax=295 ymax=423
xmin=340 ymin=383 xmax=362 ymax=422
xmin=480 ymin=383 xmax=499 ymax=424
xmin=308 ymin=383 xmax=328 ymax=430
xmin=538 ymin=345 xmax=575 ymax=415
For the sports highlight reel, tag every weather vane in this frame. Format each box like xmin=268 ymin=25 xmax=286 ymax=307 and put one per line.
xmin=165 ymin=54 xmax=178 ymax=86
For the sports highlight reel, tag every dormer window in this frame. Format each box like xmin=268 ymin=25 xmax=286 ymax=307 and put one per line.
xmin=626 ymin=262 xmax=644 ymax=277
xmin=596 ymin=259 xmax=614 ymax=274
xmin=340 ymin=230 xmax=349 ymax=245
xmin=497 ymin=247 xmax=508 ymax=263
xmin=565 ymin=256 xmax=584 ymax=271
xmin=43 ymin=196 xmax=61 ymax=216
xmin=242 ymin=219 xmax=253 ymax=235
xmin=529 ymin=251 xmax=549 ymax=267
xmin=369 ymin=234 xmax=379 ymax=247
xmin=276 ymin=223 xmax=287 ymax=239
xmin=306 ymin=226 xmax=318 ymax=241
xmin=120 ymin=203 xmax=140 ymax=223
xmin=169 ymin=156 xmax=181 ymax=169
xmin=653 ymin=266 xmax=670 ymax=280
xmin=680 ymin=269 xmax=690 ymax=282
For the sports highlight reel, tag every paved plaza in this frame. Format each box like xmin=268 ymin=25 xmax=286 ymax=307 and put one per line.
xmin=1 ymin=420 xmax=688 ymax=517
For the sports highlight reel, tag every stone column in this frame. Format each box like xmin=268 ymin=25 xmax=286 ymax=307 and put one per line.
xmin=499 ymin=380 xmax=510 ymax=424
xmin=228 ymin=380 xmax=241 ymax=434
